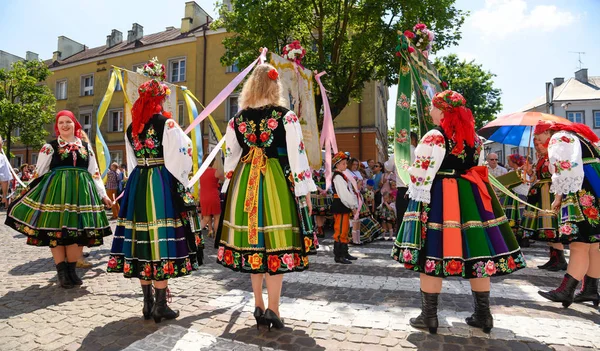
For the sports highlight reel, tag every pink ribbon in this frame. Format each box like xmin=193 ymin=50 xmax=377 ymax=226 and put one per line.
xmin=315 ymin=71 xmax=338 ymax=191
xmin=343 ymin=170 xmax=364 ymax=220
xmin=184 ymin=48 xmax=268 ymax=135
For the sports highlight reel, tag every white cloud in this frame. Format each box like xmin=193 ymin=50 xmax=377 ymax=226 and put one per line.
xmin=471 ymin=0 xmax=576 ymax=39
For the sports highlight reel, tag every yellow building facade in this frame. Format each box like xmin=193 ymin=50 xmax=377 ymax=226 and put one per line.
xmin=10 ymin=1 xmax=388 ymax=167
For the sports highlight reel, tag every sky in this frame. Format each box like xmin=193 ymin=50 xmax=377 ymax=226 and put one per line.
xmin=1 ymin=0 xmax=600 ymax=129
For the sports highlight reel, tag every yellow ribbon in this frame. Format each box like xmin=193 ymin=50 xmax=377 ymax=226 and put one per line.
xmin=241 ymin=147 xmax=268 ymax=245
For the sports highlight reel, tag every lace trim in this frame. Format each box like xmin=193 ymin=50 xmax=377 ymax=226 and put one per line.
xmin=550 ymin=176 xmax=584 ymax=195
xmin=407 ymin=185 xmax=431 ymax=204
xmin=295 ymin=178 xmax=317 ymax=197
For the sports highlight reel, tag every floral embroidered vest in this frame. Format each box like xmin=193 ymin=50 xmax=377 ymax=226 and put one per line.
xmin=48 ymin=140 xmax=90 ymax=169
xmin=436 ymin=127 xmax=483 ymax=173
xmin=127 ymin=114 xmax=167 ymax=159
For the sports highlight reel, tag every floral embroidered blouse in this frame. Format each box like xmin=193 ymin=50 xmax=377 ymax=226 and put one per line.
xmin=222 ymin=105 xmax=316 ymax=196
xmin=124 ymin=114 xmax=193 ymax=188
xmin=548 ymin=131 xmax=599 ymax=195
xmin=407 ymin=127 xmax=483 ymax=204
xmin=36 ymin=136 xmax=107 ymax=198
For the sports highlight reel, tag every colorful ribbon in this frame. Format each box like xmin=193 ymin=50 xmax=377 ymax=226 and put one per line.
xmin=184 ymin=48 xmax=268 ymax=135
xmin=315 ymin=71 xmax=337 ymax=191
xmin=343 ymin=170 xmax=363 ymax=220
xmin=241 ymin=146 xmax=268 ymax=245
xmin=181 ymin=87 xmax=202 ymax=196
xmin=95 ymin=69 xmax=119 ymax=178
xmin=188 ymin=135 xmax=226 ymax=187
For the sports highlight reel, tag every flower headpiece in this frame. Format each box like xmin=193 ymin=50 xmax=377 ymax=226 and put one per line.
xmin=508 ymin=154 xmax=526 ymax=167
xmin=332 ymin=151 xmax=348 ymax=169
xmin=533 ymin=121 xmax=554 ymax=135
xmin=432 ymin=90 xmax=467 ymax=112
xmin=131 ymin=58 xmax=172 ymax=136
xmin=136 ymin=57 xmax=166 ymax=81
xmin=282 ymin=40 xmax=306 ymax=66
xmin=55 ymin=110 xmax=82 ymax=138
xmin=267 ymin=68 xmax=279 ymax=80
xmin=403 ymin=23 xmax=435 ymax=55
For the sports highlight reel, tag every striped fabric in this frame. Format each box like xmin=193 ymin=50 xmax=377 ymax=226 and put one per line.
xmin=520 ymin=180 xmax=558 ymax=241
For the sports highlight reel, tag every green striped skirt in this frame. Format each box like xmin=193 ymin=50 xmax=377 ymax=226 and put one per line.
xmin=217 ymin=158 xmax=312 ymax=274
xmin=520 ymin=180 xmax=558 ymax=241
xmin=5 ymin=167 xmax=111 ymax=247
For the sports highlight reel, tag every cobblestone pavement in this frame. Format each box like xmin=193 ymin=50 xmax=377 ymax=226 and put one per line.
xmin=0 ymin=213 xmax=599 ymax=351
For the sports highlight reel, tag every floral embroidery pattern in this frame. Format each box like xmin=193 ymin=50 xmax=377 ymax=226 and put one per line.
xmin=400 ymin=65 xmax=410 ymax=76
xmin=559 ymin=222 xmax=579 ymax=236
xmin=396 ymin=129 xmax=409 ymax=143
xmin=553 ymin=160 xmax=578 ymax=174
xmin=217 ymin=247 xmax=309 ymax=273
xmin=578 ymin=189 xmax=600 ymax=226
xmin=237 ymin=110 xmax=283 ymax=147
xmin=397 ymin=93 xmax=410 ymax=110
xmin=284 ymin=112 xmax=299 ymax=125
xmin=549 ymin=135 xmax=575 ymax=146
xmin=40 ymin=144 xmax=53 ymax=155
xmin=132 ymin=126 xmax=161 ymax=158
xmin=410 ymin=174 xmax=432 ymax=187
xmin=414 ymin=155 xmax=434 ymax=171
xmin=421 ymin=133 xmax=445 ymax=148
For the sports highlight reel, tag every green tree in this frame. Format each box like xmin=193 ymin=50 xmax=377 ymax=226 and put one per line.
xmin=0 ymin=60 xmax=56 ymax=159
xmin=213 ymin=0 xmax=466 ymax=120
xmin=433 ymin=54 xmax=502 ymax=129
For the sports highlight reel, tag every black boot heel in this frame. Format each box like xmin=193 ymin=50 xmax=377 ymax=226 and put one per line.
xmin=573 ymin=275 xmax=599 ymax=307
xmin=55 ymin=262 xmax=74 ymax=289
xmin=66 ymin=261 xmax=83 ymax=285
xmin=465 ymin=290 xmax=494 ymax=333
xmin=152 ymin=287 xmax=179 ymax=323
xmin=142 ymin=284 xmax=154 ymax=320
xmin=538 ymin=273 xmax=579 ymax=309
xmin=254 ymin=306 xmax=268 ymax=329
xmin=409 ymin=290 xmax=439 ymax=334
xmin=264 ymin=309 xmax=284 ymax=331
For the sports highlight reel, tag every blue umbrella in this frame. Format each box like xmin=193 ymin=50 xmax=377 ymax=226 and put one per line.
xmin=479 ymin=112 xmax=573 ymax=147
xmin=485 ymin=125 xmax=534 ymax=147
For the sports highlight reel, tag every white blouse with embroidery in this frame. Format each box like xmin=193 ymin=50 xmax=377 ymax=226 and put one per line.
xmin=547 ymin=131 xmax=585 ymax=195
xmin=333 ymin=173 xmax=358 ymax=210
xmin=222 ymin=109 xmax=317 ymax=196
xmin=407 ymin=129 xmax=447 ymax=204
xmin=36 ymin=137 xmax=107 ymax=198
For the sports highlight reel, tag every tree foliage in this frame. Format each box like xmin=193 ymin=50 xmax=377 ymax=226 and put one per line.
xmin=0 ymin=60 xmax=56 ymax=159
xmin=433 ymin=54 xmax=502 ymax=130
xmin=213 ymin=0 xmax=466 ymax=119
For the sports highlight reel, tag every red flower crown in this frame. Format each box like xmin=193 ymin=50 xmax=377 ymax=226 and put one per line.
xmin=432 ymin=90 xmax=466 ymax=112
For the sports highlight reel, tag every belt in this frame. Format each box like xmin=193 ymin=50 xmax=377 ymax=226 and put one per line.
xmin=583 ymin=157 xmax=600 ymax=165
xmin=137 ymin=158 xmax=164 ymax=166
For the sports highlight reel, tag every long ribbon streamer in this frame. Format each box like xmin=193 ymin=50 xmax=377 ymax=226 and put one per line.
xmin=2 ymin=149 xmax=26 ymax=189
xmin=315 ymin=71 xmax=337 ymax=191
xmin=188 ymin=136 xmax=226 ymax=187
xmin=181 ymin=87 xmax=224 ymax=149
xmin=488 ymin=174 xmax=545 ymax=212
xmin=95 ymin=69 xmax=118 ymax=177
xmin=184 ymin=48 xmax=268 ymax=135
xmin=181 ymin=87 xmax=202 ymax=191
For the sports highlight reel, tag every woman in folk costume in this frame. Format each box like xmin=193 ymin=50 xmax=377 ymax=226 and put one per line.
xmin=520 ymin=140 xmax=566 ymax=271
xmin=5 ymin=110 xmax=113 ymax=289
xmin=348 ymin=157 xmax=383 ymax=244
xmin=392 ymin=90 xmax=525 ymax=334
xmin=330 ymin=152 xmax=358 ymax=263
xmin=216 ymin=63 xmax=317 ymax=330
xmin=534 ymin=121 xmax=600 ymax=308
xmin=502 ymin=154 xmax=531 ymax=247
xmin=107 ymin=59 xmax=202 ymax=323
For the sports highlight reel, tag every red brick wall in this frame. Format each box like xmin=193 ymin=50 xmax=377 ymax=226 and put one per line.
xmin=336 ymin=132 xmax=382 ymax=162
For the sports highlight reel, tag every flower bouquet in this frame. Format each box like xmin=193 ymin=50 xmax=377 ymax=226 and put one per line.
xmin=403 ymin=23 xmax=435 ymax=57
xmin=282 ymin=40 xmax=306 ymax=66
xmin=136 ymin=56 xmax=167 ymax=81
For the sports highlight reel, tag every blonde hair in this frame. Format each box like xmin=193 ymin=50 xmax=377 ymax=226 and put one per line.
xmin=239 ymin=63 xmax=286 ymax=109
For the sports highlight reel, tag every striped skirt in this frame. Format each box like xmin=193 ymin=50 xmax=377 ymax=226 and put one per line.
xmin=217 ymin=158 xmax=312 ymax=275
xmin=5 ymin=167 xmax=111 ymax=247
xmin=502 ymin=193 xmax=526 ymax=237
xmin=311 ymin=193 xmax=332 ymax=216
xmin=520 ymin=179 xmax=558 ymax=241
xmin=392 ymin=169 xmax=526 ymax=279
xmin=107 ymin=164 xmax=202 ymax=281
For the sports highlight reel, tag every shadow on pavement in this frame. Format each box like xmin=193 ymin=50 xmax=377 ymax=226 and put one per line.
xmin=0 ymin=283 xmax=90 ymax=319
xmin=231 ymin=325 xmax=325 ymax=351
xmin=9 ymin=250 xmax=111 ymax=276
xmin=406 ymin=330 xmax=555 ymax=351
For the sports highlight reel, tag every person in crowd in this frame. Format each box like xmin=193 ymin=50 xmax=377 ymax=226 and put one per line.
xmin=5 ymin=110 xmax=112 ymax=289
xmin=378 ymin=191 xmax=396 ymax=240
xmin=393 ymin=90 xmax=525 ymax=334
xmin=521 ymin=140 xmax=566 ymax=271
xmin=486 ymin=153 xmax=508 ymax=177
xmin=216 ymin=63 xmax=316 ymax=330
xmin=200 ymin=156 xmax=224 ymax=238
xmin=372 ymin=161 xmax=385 ymax=210
xmin=348 ymin=158 xmax=364 ymax=244
xmin=105 ymin=162 xmax=120 ymax=219
xmin=364 ymin=159 xmax=375 ymax=179
xmin=107 ymin=59 xmax=202 ymax=323
xmin=0 ymin=136 xmax=14 ymax=207
xmin=501 ymin=154 xmax=531 ymax=247
xmin=331 ymin=152 xmax=358 ymax=263
xmin=364 ymin=179 xmax=375 ymax=214
xmin=533 ymin=121 xmax=600 ymax=308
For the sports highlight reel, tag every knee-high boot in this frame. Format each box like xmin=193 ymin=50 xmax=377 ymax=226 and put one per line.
xmin=142 ymin=284 xmax=154 ymax=320
xmin=465 ymin=291 xmax=494 ymax=333
xmin=409 ymin=290 xmax=439 ymax=334
xmin=152 ymin=287 xmax=179 ymax=323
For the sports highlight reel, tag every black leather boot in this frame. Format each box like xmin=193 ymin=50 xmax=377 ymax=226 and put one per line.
xmin=66 ymin=261 xmax=83 ymax=285
xmin=142 ymin=284 xmax=154 ymax=320
xmin=465 ymin=291 xmax=494 ymax=333
xmin=55 ymin=262 xmax=74 ymax=289
xmin=573 ymin=275 xmax=599 ymax=306
xmin=537 ymin=247 xmax=555 ymax=270
xmin=344 ymin=243 xmax=358 ymax=260
xmin=547 ymin=249 xmax=568 ymax=272
xmin=538 ymin=273 xmax=580 ymax=308
xmin=152 ymin=287 xmax=179 ymax=323
xmin=334 ymin=242 xmax=351 ymax=264
xmin=409 ymin=290 xmax=439 ymax=334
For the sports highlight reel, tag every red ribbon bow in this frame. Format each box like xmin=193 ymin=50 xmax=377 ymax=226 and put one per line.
xmin=461 ymin=166 xmax=493 ymax=213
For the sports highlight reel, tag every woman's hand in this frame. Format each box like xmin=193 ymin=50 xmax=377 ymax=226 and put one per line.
xmin=102 ymin=195 xmax=113 ymax=209
xmin=551 ymin=195 xmax=563 ymax=213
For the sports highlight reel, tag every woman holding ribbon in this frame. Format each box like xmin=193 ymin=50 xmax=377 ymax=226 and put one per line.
xmin=392 ymin=90 xmax=525 ymax=334
xmin=216 ymin=63 xmax=317 ymax=330
xmin=107 ymin=59 xmax=202 ymax=323
xmin=5 ymin=110 xmax=113 ymax=289
xmin=534 ymin=121 xmax=600 ymax=308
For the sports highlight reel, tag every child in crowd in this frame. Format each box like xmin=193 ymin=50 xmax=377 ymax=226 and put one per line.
xmin=364 ymin=179 xmax=375 ymax=214
xmin=378 ymin=191 xmax=396 ymax=240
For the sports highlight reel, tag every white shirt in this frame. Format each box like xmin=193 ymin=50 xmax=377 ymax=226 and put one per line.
xmin=333 ymin=173 xmax=358 ymax=210
xmin=0 ymin=153 xmax=13 ymax=182
xmin=487 ymin=165 xmax=508 ymax=178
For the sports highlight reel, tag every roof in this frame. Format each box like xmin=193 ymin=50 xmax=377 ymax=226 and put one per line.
xmin=520 ymin=76 xmax=600 ymax=111
xmin=45 ymin=26 xmax=208 ymax=68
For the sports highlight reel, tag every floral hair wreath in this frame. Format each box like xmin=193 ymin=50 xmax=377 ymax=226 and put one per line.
xmin=432 ymin=90 xmax=467 ymax=112
xmin=508 ymin=154 xmax=526 ymax=167
xmin=136 ymin=57 xmax=171 ymax=98
xmin=267 ymin=68 xmax=279 ymax=81
xmin=137 ymin=57 xmax=166 ymax=82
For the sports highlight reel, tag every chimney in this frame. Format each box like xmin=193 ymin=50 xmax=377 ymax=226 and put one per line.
xmin=57 ymin=36 xmax=85 ymax=60
xmin=106 ymin=29 xmax=123 ymax=48
xmin=181 ymin=1 xmax=213 ymax=33
xmin=553 ymin=77 xmax=564 ymax=87
xmin=127 ymin=23 xmax=144 ymax=44
xmin=575 ymin=68 xmax=588 ymax=84
xmin=25 ymin=51 xmax=38 ymax=61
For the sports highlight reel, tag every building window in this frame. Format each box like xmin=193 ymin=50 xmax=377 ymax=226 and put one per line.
xmin=31 ymin=153 xmax=37 ymax=165
xmin=12 ymin=155 xmax=22 ymax=168
xmin=566 ymin=111 xmax=584 ymax=124
xmin=226 ymin=95 xmax=239 ymax=121
xmin=178 ymin=102 xmax=186 ymax=127
xmin=110 ymin=151 xmax=123 ymax=166
xmin=594 ymin=110 xmax=600 ymax=129
xmin=109 ymin=69 xmax=124 ymax=91
xmin=56 ymin=80 xmax=67 ymax=100
xmin=108 ymin=109 xmax=124 ymax=132
xmin=169 ymin=58 xmax=186 ymax=82
xmin=80 ymin=112 xmax=92 ymax=137
xmin=81 ymin=74 xmax=94 ymax=96
xmin=510 ymin=147 xmax=518 ymax=156
xmin=226 ymin=61 xmax=239 ymax=73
